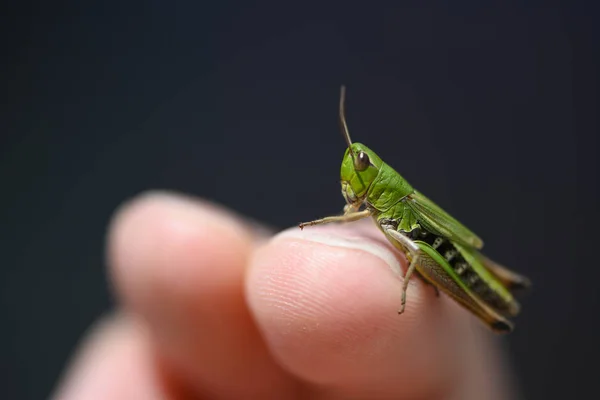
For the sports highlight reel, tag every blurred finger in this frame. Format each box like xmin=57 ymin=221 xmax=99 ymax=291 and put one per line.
xmin=52 ymin=314 xmax=191 ymax=400
xmin=108 ymin=192 xmax=296 ymax=398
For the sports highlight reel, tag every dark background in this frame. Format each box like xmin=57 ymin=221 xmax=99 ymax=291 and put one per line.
xmin=1 ymin=2 xmax=598 ymax=399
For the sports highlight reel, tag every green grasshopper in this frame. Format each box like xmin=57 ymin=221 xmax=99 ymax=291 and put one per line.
xmin=299 ymin=86 xmax=530 ymax=333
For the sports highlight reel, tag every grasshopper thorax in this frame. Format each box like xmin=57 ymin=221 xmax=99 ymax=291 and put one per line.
xmin=340 ymin=142 xmax=383 ymax=203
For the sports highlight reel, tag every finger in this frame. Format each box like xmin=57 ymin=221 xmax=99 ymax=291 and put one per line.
xmin=108 ymin=191 xmax=296 ymax=398
xmin=246 ymin=221 xmax=514 ymax=399
xmin=51 ymin=314 xmax=191 ymax=400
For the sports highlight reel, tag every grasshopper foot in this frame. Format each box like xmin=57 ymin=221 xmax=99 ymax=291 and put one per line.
xmin=398 ymin=293 xmax=407 ymax=314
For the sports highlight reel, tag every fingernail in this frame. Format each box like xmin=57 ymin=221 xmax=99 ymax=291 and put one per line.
xmin=274 ymin=227 xmax=404 ymax=276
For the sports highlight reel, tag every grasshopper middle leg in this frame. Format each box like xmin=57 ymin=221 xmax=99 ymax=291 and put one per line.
xmin=383 ymin=227 xmax=427 ymax=314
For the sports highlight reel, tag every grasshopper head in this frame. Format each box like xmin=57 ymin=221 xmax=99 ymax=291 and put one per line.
xmin=340 ymin=142 xmax=382 ymax=203
xmin=336 ymin=86 xmax=383 ymax=204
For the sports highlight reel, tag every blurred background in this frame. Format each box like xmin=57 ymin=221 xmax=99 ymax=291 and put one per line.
xmin=1 ymin=2 xmax=598 ymax=399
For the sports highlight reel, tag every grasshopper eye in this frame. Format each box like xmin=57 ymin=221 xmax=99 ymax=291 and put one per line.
xmin=355 ymin=151 xmax=370 ymax=171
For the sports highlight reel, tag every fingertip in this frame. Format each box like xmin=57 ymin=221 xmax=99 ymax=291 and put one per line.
xmin=246 ymin=222 xmax=465 ymax=397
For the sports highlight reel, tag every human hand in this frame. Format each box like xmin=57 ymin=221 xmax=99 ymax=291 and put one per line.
xmin=53 ymin=192 xmax=518 ymax=400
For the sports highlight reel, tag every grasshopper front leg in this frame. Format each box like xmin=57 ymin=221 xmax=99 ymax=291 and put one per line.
xmin=299 ymin=209 xmax=371 ymax=230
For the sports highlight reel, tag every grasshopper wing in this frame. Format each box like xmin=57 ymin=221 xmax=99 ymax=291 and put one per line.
xmin=453 ymin=243 xmax=521 ymax=317
xmin=406 ymin=190 xmax=484 ymax=250
xmin=475 ymin=252 xmax=531 ymax=291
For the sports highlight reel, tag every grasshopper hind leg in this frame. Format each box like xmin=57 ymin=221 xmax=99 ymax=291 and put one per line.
xmin=381 ymin=224 xmax=514 ymax=333
xmin=419 ymin=273 xmax=440 ymax=297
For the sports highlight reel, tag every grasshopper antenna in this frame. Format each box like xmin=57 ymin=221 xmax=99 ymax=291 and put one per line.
xmin=339 ymin=85 xmax=355 ymax=158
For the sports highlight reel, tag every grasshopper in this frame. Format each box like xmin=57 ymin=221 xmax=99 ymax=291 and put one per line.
xmin=299 ymin=86 xmax=530 ymax=333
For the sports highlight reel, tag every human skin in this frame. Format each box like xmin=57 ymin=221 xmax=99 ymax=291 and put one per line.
xmin=52 ymin=191 xmax=518 ymax=400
